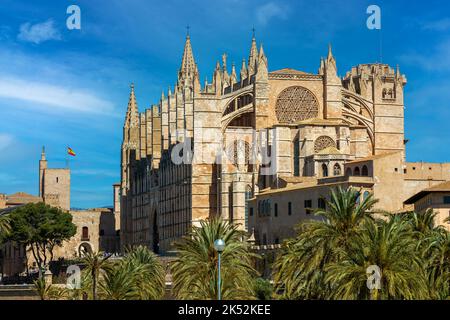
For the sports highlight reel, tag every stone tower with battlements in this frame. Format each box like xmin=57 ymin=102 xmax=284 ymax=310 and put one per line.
xmin=39 ymin=147 xmax=71 ymax=211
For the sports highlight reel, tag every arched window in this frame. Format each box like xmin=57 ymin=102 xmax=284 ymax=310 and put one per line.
xmin=362 ymin=165 xmax=369 ymax=176
xmin=363 ymin=191 xmax=370 ymax=200
xmin=322 ymin=164 xmax=328 ymax=177
xmin=82 ymin=227 xmax=89 ymax=240
xmin=333 ymin=163 xmax=341 ymax=176
xmin=354 ymin=167 xmax=361 ymax=176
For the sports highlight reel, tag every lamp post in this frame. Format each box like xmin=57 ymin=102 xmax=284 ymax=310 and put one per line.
xmin=214 ymin=239 xmax=225 ymax=300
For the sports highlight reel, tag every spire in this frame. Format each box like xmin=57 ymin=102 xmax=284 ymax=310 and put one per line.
xmin=240 ymin=58 xmax=248 ymax=81
xmin=222 ymin=53 xmax=228 ymax=71
xmin=319 ymin=57 xmax=325 ymax=75
xmin=248 ymin=32 xmax=258 ymax=75
xmin=230 ymin=62 xmax=237 ymax=85
xmin=327 ymin=43 xmax=333 ymax=61
xmin=325 ymin=44 xmax=337 ymax=77
xmin=258 ymin=43 xmax=267 ymax=64
xmin=179 ymin=34 xmax=196 ymax=82
xmin=41 ymin=146 xmax=46 ymax=161
xmin=256 ymin=43 xmax=268 ymax=81
xmin=125 ymin=83 xmax=139 ymax=128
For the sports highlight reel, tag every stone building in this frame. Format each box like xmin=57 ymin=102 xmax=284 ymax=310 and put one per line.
xmin=120 ymin=33 xmax=450 ymax=252
xmin=0 ymin=149 xmax=120 ymax=277
xmin=39 ymin=147 xmax=70 ymax=211
xmin=404 ymin=181 xmax=450 ymax=231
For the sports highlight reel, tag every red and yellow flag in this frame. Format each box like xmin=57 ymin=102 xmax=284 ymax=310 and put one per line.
xmin=67 ymin=147 xmax=76 ymax=157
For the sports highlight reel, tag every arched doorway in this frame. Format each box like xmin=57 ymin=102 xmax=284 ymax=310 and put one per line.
xmin=152 ymin=210 xmax=160 ymax=254
xmin=78 ymin=242 xmax=93 ymax=257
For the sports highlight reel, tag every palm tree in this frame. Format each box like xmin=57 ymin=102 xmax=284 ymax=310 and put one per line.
xmin=325 ymin=218 xmax=429 ymax=299
xmin=0 ymin=213 xmax=11 ymax=237
xmin=98 ymin=262 xmax=140 ymax=300
xmin=122 ymin=245 xmax=165 ymax=299
xmin=273 ymin=187 xmax=378 ymax=299
xmin=33 ymin=278 xmax=68 ymax=300
xmin=80 ymin=251 xmax=112 ymax=300
xmin=171 ymin=218 xmax=259 ymax=300
xmin=422 ymin=229 xmax=450 ymax=299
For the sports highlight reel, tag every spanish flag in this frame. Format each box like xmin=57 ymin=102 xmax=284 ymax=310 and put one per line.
xmin=67 ymin=147 xmax=76 ymax=157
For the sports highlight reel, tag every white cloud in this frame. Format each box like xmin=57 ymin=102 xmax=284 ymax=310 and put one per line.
xmin=0 ymin=76 xmax=115 ymax=114
xmin=0 ymin=134 xmax=13 ymax=151
xmin=256 ymin=2 xmax=288 ymax=26
xmin=422 ymin=18 xmax=450 ymax=32
xmin=17 ymin=19 xmax=61 ymax=44
xmin=400 ymin=39 xmax=450 ymax=72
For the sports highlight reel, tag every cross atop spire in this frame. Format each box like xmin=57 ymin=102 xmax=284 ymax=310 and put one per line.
xmin=252 ymin=26 xmax=256 ymax=38
xmin=186 ymin=25 xmax=190 ymax=37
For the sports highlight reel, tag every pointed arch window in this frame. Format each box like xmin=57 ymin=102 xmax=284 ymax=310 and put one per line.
xmin=322 ymin=164 xmax=329 ymax=177
xmin=333 ymin=163 xmax=341 ymax=176
xmin=362 ymin=165 xmax=369 ymax=176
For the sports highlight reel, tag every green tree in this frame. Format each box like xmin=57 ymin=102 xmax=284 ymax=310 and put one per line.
xmin=121 ymin=245 xmax=165 ymax=299
xmin=80 ymin=251 xmax=112 ymax=300
xmin=0 ymin=212 xmax=11 ymax=239
xmin=98 ymin=262 xmax=139 ymax=300
xmin=254 ymin=278 xmax=273 ymax=300
xmin=171 ymin=218 xmax=259 ymax=300
xmin=7 ymin=203 xmax=76 ymax=274
xmin=273 ymin=187 xmax=378 ymax=299
xmin=325 ymin=218 xmax=429 ymax=299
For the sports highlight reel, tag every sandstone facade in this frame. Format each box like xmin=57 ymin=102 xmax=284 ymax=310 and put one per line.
xmin=120 ymin=34 xmax=450 ymax=252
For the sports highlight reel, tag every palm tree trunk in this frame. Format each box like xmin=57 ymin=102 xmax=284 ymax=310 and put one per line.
xmin=92 ymin=270 xmax=97 ymax=300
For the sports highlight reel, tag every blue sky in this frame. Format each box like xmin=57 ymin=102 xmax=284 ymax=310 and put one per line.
xmin=0 ymin=0 xmax=449 ymax=208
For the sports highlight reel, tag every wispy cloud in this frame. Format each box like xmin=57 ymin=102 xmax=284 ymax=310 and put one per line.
xmin=17 ymin=19 xmax=61 ymax=44
xmin=399 ymin=39 xmax=450 ymax=72
xmin=255 ymin=2 xmax=288 ymax=26
xmin=0 ymin=76 xmax=115 ymax=114
xmin=0 ymin=134 xmax=14 ymax=151
xmin=422 ymin=18 xmax=450 ymax=32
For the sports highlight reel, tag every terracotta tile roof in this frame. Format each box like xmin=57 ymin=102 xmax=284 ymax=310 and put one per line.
xmin=347 ymin=151 xmax=402 ymax=164
xmin=404 ymin=180 xmax=450 ymax=204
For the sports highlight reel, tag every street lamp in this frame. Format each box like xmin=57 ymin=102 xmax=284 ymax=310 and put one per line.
xmin=214 ymin=239 xmax=225 ymax=300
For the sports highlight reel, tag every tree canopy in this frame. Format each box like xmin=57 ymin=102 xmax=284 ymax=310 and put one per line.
xmin=7 ymin=202 xmax=76 ymax=272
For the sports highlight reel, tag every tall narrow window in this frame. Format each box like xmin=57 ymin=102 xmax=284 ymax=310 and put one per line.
xmin=362 ymin=165 xmax=369 ymax=176
xmin=244 ymin=186 xmax=252 ymax=230
xmin=322 ymin=164 xmax=328 ymax=177
xmin=293 ymin=139 xmax=300 ymax=177
xmin=333 ymin=164 xmax=341 ymax=176
xmin=82 ymin=227 xmax=89 ymax=241
xmin=318 ymin=198 xmax=326 ymax=209
xmin=274 ymin=203 xmax=278 ymax=217
xmin=288 ymin=202 xmax=292 ymax=216
xmin=354 ymin=167 xmax=361 ymax=176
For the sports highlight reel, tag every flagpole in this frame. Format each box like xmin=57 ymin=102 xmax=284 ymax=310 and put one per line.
xmin=66 ymin=146 xmax=69 ymax=169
